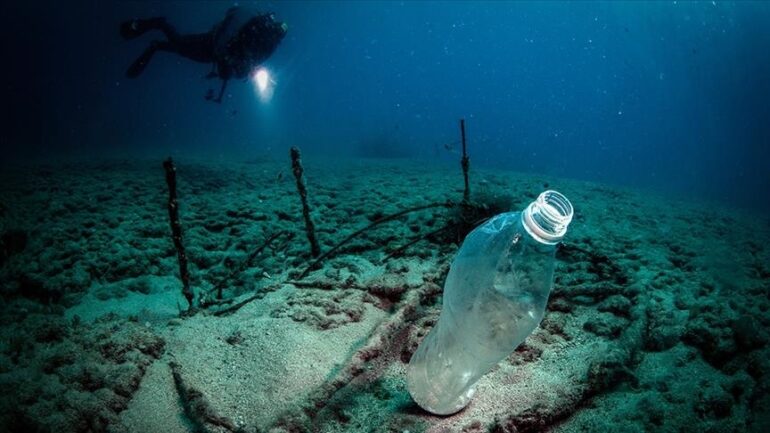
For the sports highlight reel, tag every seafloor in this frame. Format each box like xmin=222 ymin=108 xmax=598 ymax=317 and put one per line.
xmin=0 ymin=156 xmax=768 ymax=433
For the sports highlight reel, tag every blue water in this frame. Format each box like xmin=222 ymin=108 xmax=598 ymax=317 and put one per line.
xmin=3 ymin=1 xmax=769 ymax=210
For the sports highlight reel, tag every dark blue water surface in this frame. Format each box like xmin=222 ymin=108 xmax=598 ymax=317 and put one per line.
xmin=2 ymin=1 xmax=769 ymax=210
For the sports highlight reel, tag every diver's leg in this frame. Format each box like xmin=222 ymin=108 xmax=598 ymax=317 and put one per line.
xmin=126 ymin=40 xmax=174 ymax=78
xmin=120 ymin=17 xmax=180 ymax=41
xmin=174 ymin=33 xmax=216 ymax=64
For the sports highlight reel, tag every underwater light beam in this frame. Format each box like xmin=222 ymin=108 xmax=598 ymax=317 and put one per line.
xmin=255 ymin=69 xmax=269 ymax=92
xmin=252 ymin=67 xmax=274 ymax=102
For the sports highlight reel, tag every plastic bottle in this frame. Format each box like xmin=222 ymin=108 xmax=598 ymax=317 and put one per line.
xmin=406 ymin=190 xmax=574 ymax=415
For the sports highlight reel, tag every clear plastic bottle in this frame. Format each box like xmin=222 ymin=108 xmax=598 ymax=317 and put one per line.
xmin=406 ymin=190 xmax=574 ymax=415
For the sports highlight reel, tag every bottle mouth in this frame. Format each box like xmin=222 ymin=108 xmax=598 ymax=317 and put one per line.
xmin=521 ymin=190 xmax=573 ymax=245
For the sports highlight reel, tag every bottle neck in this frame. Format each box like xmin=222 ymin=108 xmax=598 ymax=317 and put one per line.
xmin=521 ymin=190 xmax=573 ymax=245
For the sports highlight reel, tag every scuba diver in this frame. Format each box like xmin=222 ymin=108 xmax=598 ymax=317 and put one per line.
xmin=120 ymin=7 xmax=287 ymax=103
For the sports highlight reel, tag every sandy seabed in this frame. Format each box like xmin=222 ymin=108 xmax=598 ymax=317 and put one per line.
xmin=0 ymin=155 xmax=768 ymax=433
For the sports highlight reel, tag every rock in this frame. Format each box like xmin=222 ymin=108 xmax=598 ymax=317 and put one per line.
xmin=540 ymin=313 xmax=570 ymax=340
xmin=547 ymin=297 xmax=573 ymax=313
xmin=508 ymin=343 xmax=543 ymax=365
xmin=28 ymin=314 xmax=69 ymax=343
xmin=694 ymin=384 xmax=733 ymax=419
xmin=731 ymin=314 xmax=768 ymax=351
xmin=747 ymin=350 xmax=770 ymax=379
xmin=749 ymin=384 xmax=770 ymax=433
xmin=682 ymin=310 xmax=738 ymax=368
xmin=597 ymin=295 xmax=632 ymax=318
xmin=634 ymin=394 xmax=665 ymax=427
xmin=644 ymin=296 xmax=687 ymax=352
xmin=17 ymin=274 xmax=62 ymax=303
xmin=586 ymin=348 xmax=636 ymax=393
xmin=583 ymin=312 xmax=627 ymax=339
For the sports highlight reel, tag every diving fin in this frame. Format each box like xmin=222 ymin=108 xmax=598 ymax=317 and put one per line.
xmin=126 ymin=44 xmax=158 ymax=78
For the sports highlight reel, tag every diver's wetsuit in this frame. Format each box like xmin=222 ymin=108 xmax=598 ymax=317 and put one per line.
xmin=121 ymin=18 xmax=216 ymax=76
xmin=121 ymin=8 xmax=287 ymax=103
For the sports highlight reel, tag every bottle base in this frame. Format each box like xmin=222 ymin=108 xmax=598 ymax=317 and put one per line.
xmin=409 ymin=384 xmax=477 ymax=416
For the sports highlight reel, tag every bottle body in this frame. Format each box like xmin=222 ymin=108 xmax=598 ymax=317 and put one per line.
xmin=407 ymin=191 xmax=572 ymax=415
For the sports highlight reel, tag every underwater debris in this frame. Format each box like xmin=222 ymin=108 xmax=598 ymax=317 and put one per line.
xmin=407 ymin=190 xmax=574 ymax=415
xmin=211 ymin=282 xmax=283 ymax=316
xmin=383 ymin=222 xmax=457 ymax=261
xmin=163 ymin=158 xmax=194 ymax=311
xmin=290 ymin=146 xmax=321 ymax=258
xmin=206 ymin=121 xmax=494 ymax=312
xmin=298 ymin=201 xmax=454 ymax=279
xmin=169 ymin=360 xmax=238 ymax=432
xmin=207 ymin=230 xmax=291 ymax=301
